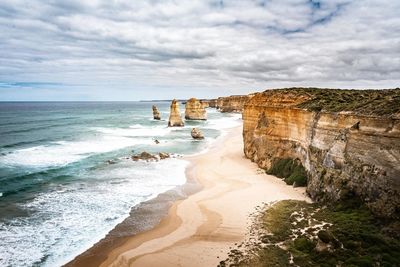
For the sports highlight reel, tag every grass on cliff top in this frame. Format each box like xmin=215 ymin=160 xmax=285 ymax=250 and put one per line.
xmin=263 ymin=87 xmax=400 ymax=116
xmin=266 ymin=158 xmax=307 ymax=187
xmin=219 ymin=200 xmax=400 ymax=267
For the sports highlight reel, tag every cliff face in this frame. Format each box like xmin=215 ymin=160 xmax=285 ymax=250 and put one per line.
xmin=243 ymin=88 xmax=400 ymax=218
xmin=185 ymin=98 xmax=207 ymax=120
xmin=216 ymin=95 xmax=253 ymax=113
xmin=168 ymin=99 xmax=184 ymax=127
xmin=205 ymin=99 xmax=217 ymax=108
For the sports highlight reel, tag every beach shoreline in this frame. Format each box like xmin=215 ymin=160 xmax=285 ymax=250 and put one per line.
xmin=73 ymin=125 xmax=308 ymax=267
xmin=64 ymin=117 xmax=240 ymax=267
xmin=63 ymin=159 xmax=201 ymax=267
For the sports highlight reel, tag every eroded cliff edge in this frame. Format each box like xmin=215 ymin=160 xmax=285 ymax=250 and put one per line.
xmin=243 ymin=88 xmax=400 ymax=218
xmin=216 ymin=95 xmax=254 ymax=112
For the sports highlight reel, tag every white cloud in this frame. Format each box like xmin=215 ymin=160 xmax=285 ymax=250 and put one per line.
xmin=0 ymin=0 xmax=399 ymax=100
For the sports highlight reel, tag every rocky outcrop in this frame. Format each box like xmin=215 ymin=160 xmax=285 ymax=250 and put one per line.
xmin=152 ymin=105 xmax=161 ymax=120
xmin=191 ymin=128 xmax=204 ymax=139
xmin=131 ymin=151 xmax=170 ymax=161
xmin=159 ymin=152 xmax=170 ymax=160
xmin=132 ymin=152 xmax=158 ymax=161
xmin=243 ymin=88 xmax=400 ymax=218
xmin=216 ymin=95 xmax=254 ymax=113
xmin=168 ymin=99 xmax=184 ymax=127
xmin=185 ymin=98 xmax=207 ymax=120
xmin=207 ymin=99 xmax=217 ymax=108
xmin=201 ymin=101 xmax=209 ymax=108
xmin=200 ymin=99 xmax=217 ymax=108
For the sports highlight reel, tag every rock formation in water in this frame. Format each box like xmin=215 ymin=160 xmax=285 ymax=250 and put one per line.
xmin=152 ymin=105 xmax=161 ymax=120
xmin=191 ymin=128 xmax=204 ymax=139
xmin=242 ymin=88 xmax=400 ymax=218
xmin=168 ymin=99 xmax=184 ymax=127
xmin=200 ymin=100 xmax=209 ymax=108
xmin=198 ymin=99 xmax=217 ymax=108
xmin=131 ymin=151 xmax=170 ymax=161
xmin=185 ymin=98 xmax=207 ymax=120
xmin=131 ymin=151 xmax=158 ymax=161
xmin=158 ymin=152 xmax=170 ymax=160
xmin=216 ymin=95 xmax=254 ymax=113
xmin=207 ymin=99 xmax=217 ymax=108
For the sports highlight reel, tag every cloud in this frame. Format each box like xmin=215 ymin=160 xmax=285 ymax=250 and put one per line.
xmin=0 ymin=0 xmax=399 ymax=100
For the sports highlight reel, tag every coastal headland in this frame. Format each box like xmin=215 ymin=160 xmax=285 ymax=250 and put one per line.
xmin=67 ymin=87 xmax=400 ymax=267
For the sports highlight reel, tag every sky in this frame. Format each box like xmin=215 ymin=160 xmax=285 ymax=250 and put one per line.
xmin=0 ymin=0 xmax=399 ymax=101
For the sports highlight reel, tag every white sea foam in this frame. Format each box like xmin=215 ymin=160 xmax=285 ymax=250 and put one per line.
xmin=206 ymin=113 xmax=242 ymax=130
xmin=95 ymin=125 xmax=172 ymax=137
xmin=0 ymin=136 xmax=153 ymax=168
xmin=128 ymin=124 xmax=146 ymax=129
xmin=0 ymin=108 xmax=244 ymax=267
xmin=0 ymin=159 xmax=188 ymax=267
xmin=186 ymin=113 xmax=242 ymax=156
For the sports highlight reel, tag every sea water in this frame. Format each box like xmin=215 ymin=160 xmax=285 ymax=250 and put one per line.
xmin=0 ymin=101 xmax=241 ymax=267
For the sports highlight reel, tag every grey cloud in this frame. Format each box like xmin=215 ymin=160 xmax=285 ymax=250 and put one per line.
xmin=0 ymin=0 xmax=399 ymax=99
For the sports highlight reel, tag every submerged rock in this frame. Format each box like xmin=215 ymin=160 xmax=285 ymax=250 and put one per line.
xmin=185 ymin=98 xmax=207 ymax=120
xmin=168 ymin=99 xmax=184 ymax=127
xmin=152 ymin=105 xmax=161 ymax=120
xmin=191 ymin=128 xmax=204 ymax=139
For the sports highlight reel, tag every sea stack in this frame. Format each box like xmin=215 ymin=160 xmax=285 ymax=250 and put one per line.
xmin=168 ymin=99 xmax=184 ymax=127
xmin=191 ymin=128 xmax=204 ymax=139
xmin=152 ymin=105 xmax=161 ymax=120
xmin=185 ymin=98 xmax=207 ymax=120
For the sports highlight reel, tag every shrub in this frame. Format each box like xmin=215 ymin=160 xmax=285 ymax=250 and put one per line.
xmin=294 ymin=237 xmax=316 ymax=252
xmin=267 ymin=158 xmax=308 ymax=187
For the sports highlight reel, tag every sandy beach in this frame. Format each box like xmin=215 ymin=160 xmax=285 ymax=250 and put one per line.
xmin=94 ymin=125 xmax=309 ymax=267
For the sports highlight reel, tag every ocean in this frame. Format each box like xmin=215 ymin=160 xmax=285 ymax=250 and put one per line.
xmin=0 ymin=101 xmax=241 ymax=267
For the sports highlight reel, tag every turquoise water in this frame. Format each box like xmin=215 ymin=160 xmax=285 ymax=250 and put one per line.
xmin=0 ymin=102 xmax=241 ymax=267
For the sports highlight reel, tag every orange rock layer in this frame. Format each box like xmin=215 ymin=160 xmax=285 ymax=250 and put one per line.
xmin=216 ymin=95 xmax=254 ymax=113
xmin=185 ymin=98 xmax=207 ymax=120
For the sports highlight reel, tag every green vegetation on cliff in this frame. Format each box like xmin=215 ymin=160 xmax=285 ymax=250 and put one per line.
xmin=219 ymin=200 xmax=400 ymax=267
xmin=266 ymin=158 xmax=308 ymax=187
xmin=264 ymin=88 xmax=400 ymax=116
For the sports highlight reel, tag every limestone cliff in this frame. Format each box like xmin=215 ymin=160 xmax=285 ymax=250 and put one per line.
xmin=205 ymin=99 xmax=217 ymax=108
xmin=216 ymin=95 xmax=254 ymax=113
xmin=185 ymin=98 xmax=207 ymax=120
xmin=168 ymin=99 xmax=184 ymax=127
xmin=243 ymin=88 xmax=400 ymax=218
